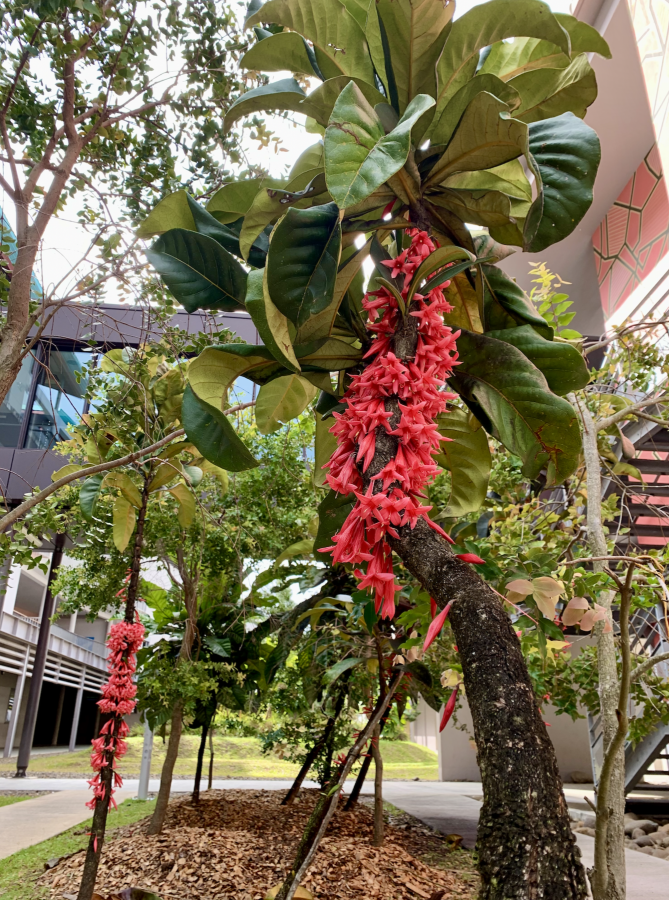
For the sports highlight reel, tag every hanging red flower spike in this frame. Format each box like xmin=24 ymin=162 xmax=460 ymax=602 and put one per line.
xmin=320 ymin=229 xmax=460 ymax=618
xmin=86 ymin=618 xmax=144 ymax=810
xmin=440 ymin=685 xmax=459 ymax=732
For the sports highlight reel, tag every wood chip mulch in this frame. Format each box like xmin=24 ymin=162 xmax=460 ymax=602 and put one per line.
xmin=39 ymin=789 xmax=478 ymax=900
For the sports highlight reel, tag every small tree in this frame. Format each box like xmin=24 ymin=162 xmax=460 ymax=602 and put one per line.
xmin=141 ymin=1 xmax=613 ymax=894
xmin=0 ymin=0 xmax=249 ymax=410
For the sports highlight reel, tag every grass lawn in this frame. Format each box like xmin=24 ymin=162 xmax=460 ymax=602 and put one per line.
xmin=0 ymin=798 xmax=156 ymax=900
xmin=0 ymin=735 xmax=438 ymax=781
xmin=0 ymin=794 xmax=44 ymax=809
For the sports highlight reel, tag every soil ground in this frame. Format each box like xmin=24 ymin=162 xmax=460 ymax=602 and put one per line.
xmin=39 ymin=789 xmax=479 ymax=900
xmin=0 ymin=735 xmax=438 ymax=781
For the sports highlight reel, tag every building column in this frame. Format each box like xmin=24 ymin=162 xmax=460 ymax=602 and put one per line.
xmin=15 ymin=531 xmax=66 ymax=776
xmin=138 ymin=719 xmax=154 ymax=800
xmin=68 ymin=668 xmax=85 ymax=752
xmin=2 ymin=645 xmax=30 ymax=757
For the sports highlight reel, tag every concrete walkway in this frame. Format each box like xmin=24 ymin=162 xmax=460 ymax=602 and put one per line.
xmin=0 ymin=789 xmax=132 ymax=859
xmin=0 ymin=778 xmax=666 ymax=897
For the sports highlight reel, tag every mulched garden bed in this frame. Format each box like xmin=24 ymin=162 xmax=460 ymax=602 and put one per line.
xmin=40 ymin=789 xmax=479 ymax=900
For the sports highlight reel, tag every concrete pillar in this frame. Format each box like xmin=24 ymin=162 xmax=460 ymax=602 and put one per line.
xmin=68 ymin=669 xmax=85 ymax=752
xmin=2 ymin=645 xmax=30 ymax=757
xmin=68 ymin=612 xmax=77 ymax=633
xmin=137 ymin=719 xmax=153 ymax=800
xmin=16 ymin=532 xmax=66 ymax=775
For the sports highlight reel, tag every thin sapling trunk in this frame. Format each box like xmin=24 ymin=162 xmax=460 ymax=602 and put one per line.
xmin=192 ymin=718 xmax=210 ymax=804
xmin=370 ymin=723 xmax=384 ymax=847
xmin=208 ymin=726 xmax=215 ymax=791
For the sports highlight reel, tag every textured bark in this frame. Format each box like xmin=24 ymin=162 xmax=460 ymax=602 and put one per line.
xmin=148 ymin=701 xmax=184 ymax=835
xmin=77 ymin=477 xmax=150 ymax=900
xmin=371 ymin=724 xmax=384 ymax=847
xmin=208 ymin=727 xmax=215 ymax=791
xmin=389 ymin=519 xmax=587 ymax=900
xmin=575 ymin=396 xmax=626 ymax=900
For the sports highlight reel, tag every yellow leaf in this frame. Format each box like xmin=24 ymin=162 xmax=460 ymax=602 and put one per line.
xmin=51 ymin=464 xmax=84 ymax=482
xmin=112 ymin=496 xmax=136 ymax=553
xmin=531 ymin=576 xmax=564 ymax=597
xmin=168 ymin=483 xmax=196 ymax=528
xmin=103 ymin=472 xmax=143 ymax=508
xmin=545 ymin=640 xmax=570 ymax=661
xmin=148 ymin=460 xmax=183 ymax=492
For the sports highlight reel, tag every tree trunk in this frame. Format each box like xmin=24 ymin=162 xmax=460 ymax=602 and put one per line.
xmin=208 ymin=727 xmax=215 ymax=790
xmin=147 ymin=701 xmax=183 ymax=834
xmin=344 ymin=703 xmax=392 ymax=810
xmin=389 ymin=518 xmax=587 ymax=900
xmin=574 ymin=396 xmax=626 ymax=900
xmin=370 ymin=724 xmax=384 ymax=847
xmin=77 ymin=476 xmax=150 ymax=900
xmin=276 ymin=672 xmax=402 ymax=900
xmin=283 ymin=674 xmax=349 ymax=806
xmin=192 ymin=719 xmax=209 ymax=804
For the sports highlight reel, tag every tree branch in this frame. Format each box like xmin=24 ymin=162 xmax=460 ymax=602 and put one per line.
xmin=629 ymin=650 xmax=669 ymax=682
xmin=0 ymin=401 xmax=255 ymax=534
xmin=596 ymin=396 xmax=668 ymax=433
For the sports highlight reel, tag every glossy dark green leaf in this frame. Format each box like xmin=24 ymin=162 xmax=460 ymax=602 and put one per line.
xmin=482 ymin=264 xmax=552 ymax=339
xmin=511 ymin=54 xmax=597 ymax=124
xmin=244 ymin=268 xmax=301 ymax=373
xmin=79 ymin=474 xmax=104 ymax=522
xmin=145 ymin=229 xmax=247 ymax=313
xmin=429 ymin=73 xmax=521 ymax=146
xmin=188 ymin=344 xmax=287 ymax=413
xmin=524 ymin=112 xmax=601 ymax=252
xmin=181 ymin=385 xmax=259 ymax=472
xmin=185 ymin=196 xmax=267 ymax=267
xmin=314 ymin=489 xmax=355 ymax=562
xmin=266 ymin=202 xmax=341 ymax=327
xmin=485 ymin=325 xmax=590 ymax=395
xmin=223 ymin=78 xmax=308 ymax=132
xmin=451 ymin=329 xmax=582 ymax=484
xmin=434 ymin=408 xmax=491 ymax=517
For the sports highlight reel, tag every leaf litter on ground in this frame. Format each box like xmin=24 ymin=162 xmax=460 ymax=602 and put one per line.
xmin=40 ymin=789 xmax=478 ymax=900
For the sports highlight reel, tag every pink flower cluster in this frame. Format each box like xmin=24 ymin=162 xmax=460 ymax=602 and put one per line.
xmin=87 ymin=619 xmax=144 ymax=810
xmin=321 ymin=229 xmax=460 ymax=618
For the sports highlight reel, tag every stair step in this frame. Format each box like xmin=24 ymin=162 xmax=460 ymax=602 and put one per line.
xmin=628 ymin=458 xmax=669 ymax=474
xmin=619 ymin=480 xmax=669 ymax=496
xmin=623 ymin=523 xmax=669 ymax=537
xmin=621 ymin=504 xmax=669 ymax=517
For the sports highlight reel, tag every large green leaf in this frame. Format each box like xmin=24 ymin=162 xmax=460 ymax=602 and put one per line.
xmin=524 ymin=112 xmax=600 ymax=252
xmin=374 ymin=0 xmax=453 ymax=113
xmin=325 ymin=82 xmax=434 ymax=208
xmin=184 ymin=195 xmax=267 ymax=267
xmin=112 ymin=496 xmax=136 ymax=553
xmin=479 ymin=36 xmax=570 ymax=81
xmin=554 ymin=13 xmax=611 ymax=58
xmin=266 ymin=202 xmax=341 ymax=327
xmin=443 ymin=273 xmax=483 ymax=333
xmin=482 ymin=264 xmax=552 ymax=338
xmin=181 ymin=384 xmax=259 ymax=472
xmin=424 ymin=93 xmax=528 ymax=188
xmin=188 ymin=344 xmax=285 ymax=410
xmin=207 ymin=179 xmax=264 ymax=225
xmin=137 ymin=191 xmax=195 ymax=238
xmin=429 ymin=189 xmax=513 ymax=229
xmin=485 ymin=325 xmax=589 ymax=395
xmin=255 ymin=374 xmax=318 ymax=433
xmin=429 ymin=73 xmax=521 ymax=146
xmin=295 ymin=337 xmax=363 ymax=370
xmin=223 ymin=78 xmax=309 ymax=132
xmin=145 ymin=230 xmax=247 ymax=313
xmin=314 ymin=489 xmax=355 ymax=562
xmin=304 ymin=76 xmax=386 ymax=127
xmin=451 ymin=329 xmax=582 ymax=484
xmin=169 ymin=483 xmax=197 ymax=529
xmin=79 ymin=474 xmax=104 ymax=522
xmin=244 ymin=268 xmax=301 ymax=373
xmin=246 ymin=0 xmax=375 ymax=82
xmin=434 ymin=0 xmax=570 ymax=118
xmin=434 ymin=408 xmax=491 ymax=518
xmin=314 ymin=410 xmax=337 ymax=487
xmin=441 ymin=159 xmax=532 ymax=203
xmin=240 ymin=30 xmax=321 ymax=78
xmin=239 ymin=169 xmax=329 ymax=261
xmin=511 ymin=54 xmax=597 ymax=124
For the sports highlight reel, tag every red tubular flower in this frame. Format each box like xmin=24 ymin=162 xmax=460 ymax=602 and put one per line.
xmin=86 ymin=619 xmax=144 ymax=810
xmin=440 ymin=686 xmax=459 ymax=732
xmin=322 ymin=229 xmax=460 ymax=619
xmin=423 ymin=602 xmax=453 ymax=652
xmin=456 ymin=553 xmax=486 ymax=564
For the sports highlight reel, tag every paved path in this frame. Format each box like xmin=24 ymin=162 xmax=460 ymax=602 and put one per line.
xmin=1 ymin=777 xmax=666 ymax=897
xmin=0 ymin=789 xmax=132 ymax=860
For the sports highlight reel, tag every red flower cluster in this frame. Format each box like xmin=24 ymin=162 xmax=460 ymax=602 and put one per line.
xmin=321 ymin=229 xmax=460 ymax=618
xmin=87 ymin=619 xmax=144 ymax=810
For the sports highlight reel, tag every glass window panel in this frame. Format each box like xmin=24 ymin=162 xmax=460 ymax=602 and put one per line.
xmin=0 ymin=354 xmax=35 ymax=447
xmin=25 ymin=349 xmax=90 ymax=450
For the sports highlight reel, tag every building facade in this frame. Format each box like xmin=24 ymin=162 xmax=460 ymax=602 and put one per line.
xmin=0 ymin=304 xmax=257 ymax=761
